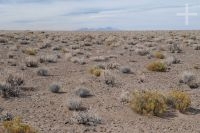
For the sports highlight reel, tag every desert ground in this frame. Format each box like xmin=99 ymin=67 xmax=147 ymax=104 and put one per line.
xmin=0 ymin=31 xmax=200 ymax=133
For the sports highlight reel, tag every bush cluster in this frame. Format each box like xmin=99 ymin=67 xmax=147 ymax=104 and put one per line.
xmin=130 ymin=90 xmax=191 ymax=116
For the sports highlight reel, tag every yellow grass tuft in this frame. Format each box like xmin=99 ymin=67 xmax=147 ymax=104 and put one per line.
xmin=154 ymin=51 xmax=165 ymax=59
xmin=130 ymin=91 xmax=167 ymax=116
xmin=3 ymin=117 xmax=37 ymax=133
xmin=89 ymin=67 xmax=102 ymax=77
xmin=167 ymin=90 xmax=191 ymax=112
xmin=147 ymin=61 xmax=167 ymax=72
xmin=23 ymin=48 xmax=37 ymax=56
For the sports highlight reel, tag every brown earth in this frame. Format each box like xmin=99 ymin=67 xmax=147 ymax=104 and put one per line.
xmin=0 ymin=31 xmax=200 ymax=133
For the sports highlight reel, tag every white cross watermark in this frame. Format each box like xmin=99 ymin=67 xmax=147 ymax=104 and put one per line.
xmin=176 ymin=4 xmax=198 ymax=25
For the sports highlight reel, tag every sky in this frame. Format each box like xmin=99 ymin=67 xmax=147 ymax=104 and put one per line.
xmin=0 ymin=0 xmax=200 ymax=30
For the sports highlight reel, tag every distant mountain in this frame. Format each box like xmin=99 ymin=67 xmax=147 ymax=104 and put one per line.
xmin=77 ymin=27 xmax=119 ymax=31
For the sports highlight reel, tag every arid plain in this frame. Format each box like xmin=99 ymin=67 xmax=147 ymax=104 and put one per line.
xmin=0 ymin=31 xmax=200 ymax=133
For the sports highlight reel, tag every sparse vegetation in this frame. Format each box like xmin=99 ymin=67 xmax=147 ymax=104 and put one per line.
xmin=167 ymin=90 xmax=191 ymax=112
xmin=194 ymin=64 xmax=200 ymax=69
xmin=52 ymin=46 xmax=62 ymax=51
xmin=70 ymin=110 xmax=102 ymax=126
xmin=39 ymin=43 xmax=51 ymax=49
xmin=90 ymin=56 xmax=108 ymax=62
xmin=25 ymin=57 xmax=38 ymax=67
xmin=0 ymin=74 xmax=24 ymax=98
xmin=23 ymin=48 xmax=37 ymax=56
xmin=104 ymin=35 xmax=117 ymax=46
xmin=193 ymin=44 xmax=200 ymax=50
xmin=165 ymin=56 xmax=180 ymax=65
xmin=0 ymin=113 xmax=13 ymax=122
xmin=120 ymin=90 xmax=130 ymax=103
xmin=70 ymin=57 xmax=86 ymax=65
xmin=168 ymin=43 xmax=182 ymax=53
xmin=179 ymin=71 xmax=199 ymax=89
xmin=135 ymin=48 xmax=149 ymax=56
xmin=147 ymin=61 xmax=167 ymax=72
xmin=2 ymin=117 xmax=37 ymax=133
xmin=6 ymin=74 xmax=24 ymax=87
xmin=89 ymin=67 xmax=102 ymax=77
xmin=153 ymin=51 xmax=165 ymax=59
xmin=103 ymin=70 xmax=115 ymax=86
xmin=67 ymin=98 xmax=83 ymax=111
xmin=37 ymin=68 xmax=49 ymax=76
xmin=1 ymin=31 xmax=200 ymax=132
xmin=179 ymin=71 xmax=196 ymax=85
xmin=106 ymin=62 xmax=119 ymax=69
xmin=8 ymin=52 xmax=15 ymax=59
xmin=130 ymin=91 xmax=167 ymax=116
xmin=75 ymin=86 xmax=92 ymax=98
xmin=62 ymin=48 xmax=69 ymax=53
xmin=40 ymin=55 xmax=57 ymax=63
xmin=49 ymin=84 xmax=60 ymax=93
xmin=187 ymin=82 xmax=199 ymax=89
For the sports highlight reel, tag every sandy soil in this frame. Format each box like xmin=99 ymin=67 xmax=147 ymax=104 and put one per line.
xmin=0 ymin=31 xmax=200 ymax=133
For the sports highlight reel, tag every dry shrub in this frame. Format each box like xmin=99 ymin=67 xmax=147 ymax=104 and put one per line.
xmin=104 ymin=36 xmax=117 ymax=46
xmin=0 ymin=38 xmax=8 ymax=43
xmin=89 ymin=67 xmax=102 ymax=77
xmin=180 ymin=71 xmax=199 ymax=89
xmin=39 ymin=55 xmax=57 ymax=63
xmin=194 ymin=65 xmax=200 ymax=70
xmin=120 ymin=90 xmax=130 ymax=103
xmin=3 ymin=117 xmax=37 ymax=133
xmin=25 ymin=57 xmax=38 ymax=68
xmin=23 ymin=48 xmax=37 ymax=56
xmin=147 ymin=61 xmax=167 ymax=72
xmin=167 ymin=90 xmax=191 ymax=112
xmin=130 ymin=91 xmax=167 ymax=116
xmin=6 ymin=74 xmax=24 ymax=87
xmin=168 ymin=43 xmax=182 ymax=53
xmin=75 ymin=86 xmax=91 ymax=98
xmin=193 ymin=44 xmax=200 ymax=50
xmin=37 ymin=68 xmax=49 ymax=76
xmin=49 ymin=84 xmax=60 ymax=93
xmin=165 ymin=56 xmax=180 ymax=65
xmin=153 ymin=51 xmax=165 ymax=59
xmin=67 ymin=98 xmax=83 ymax=111
xmin=135 ymin=48 xmax=149 ymax=56
xmin=0 ymin=74 xmax=24 ymax=98
xmin=103 ymin=70 xmax=115 ymax=86
xmin=70 ymin=110 xmax=102 ymax=126
xmin=180 ymin=71 xmax=195 ymax=84
xmin=62 ymin=48 xmax=69 ymax=53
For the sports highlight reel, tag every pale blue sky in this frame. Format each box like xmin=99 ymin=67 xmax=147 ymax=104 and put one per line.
xmin=0 ymin=0 xmax=200 ymax=30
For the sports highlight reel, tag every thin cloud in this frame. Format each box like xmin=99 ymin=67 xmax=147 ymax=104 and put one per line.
xmin=0 ymin=0 xmax=200 ymax=30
